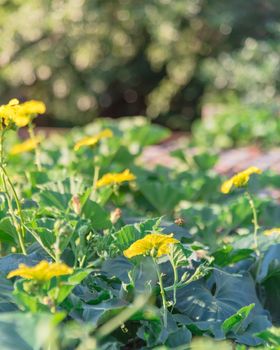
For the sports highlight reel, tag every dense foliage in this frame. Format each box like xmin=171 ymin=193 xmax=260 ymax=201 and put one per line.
xmin=1 ymin=0 xmax=280 ymax=127
xmin=0 ymin=100 xmax=279 ymax=349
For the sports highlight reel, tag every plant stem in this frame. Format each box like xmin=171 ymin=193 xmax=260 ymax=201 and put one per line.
xmin=1 ymin=166 xmax=27 ymax=254
xmin=0 ymin=129 xmax=4 ymax=166
xmin=0 ymin=130 xmax=26 ymax=254
xmin=245 ymin=191 xmax=260 ymax=256
xmin=92 ymin=164 xmax=100 ymax=200
xmin=170 ymin=258 xmax=178 ymax=311
xmin=153 ymin=257 xmax=168 ymax=328
xmin=28 ymin=123 xmax=42 ymax=171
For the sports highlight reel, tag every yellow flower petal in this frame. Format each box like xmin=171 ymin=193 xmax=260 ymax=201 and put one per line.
xmin=0 ymin=99 xmax=46 ymax=128
xmin=74 ymin=128 xmax=113 ymax=151
xmin=7 ymin=260 xmax=73 ymax=282
xmin=96 ymin=169 xmax=136 ymax=188
xmin=263 ymin=228 xmax=280 ymax=236
xmin=123 ymin=233 xmax=179 ymax=258
xmin=220 ymin=179 xmax=233 ymax=194
xmin=10 ymin=136 xmax=42 ymax=155
xmin=8 ymin=98 xmax=19 ymax=106
xmin=221 ymin=166 xmax=262 ymax=194
xmin=19 ymin=100 xmax=46 ymax=115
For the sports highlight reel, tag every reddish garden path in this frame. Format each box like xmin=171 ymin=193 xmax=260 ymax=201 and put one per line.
xmin=141 ymin=134 xmax=280 ymax=174
xmin=141 ymin=134 xmax=280 ymax=201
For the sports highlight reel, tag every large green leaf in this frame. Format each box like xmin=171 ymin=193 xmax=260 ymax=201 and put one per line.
xmin=0 ymin=312 xmax=65 ymax=350
xmin=257 ymin=244 xmax=280 ymax=282
xmin=139 ymin=181 xmax=183 ymax=214
xmin=173 ymin=270 xmax=271 ymax=345
xmin=257 ymin=244 xmax=280 ymax=325
xmin=0 ymin=253 xmax=43 ymax=275
xmin=0 ymin=274 xmax=17 ymax=312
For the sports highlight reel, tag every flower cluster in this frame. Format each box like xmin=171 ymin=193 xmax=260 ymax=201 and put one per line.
xmin=0 ymin=99 xmax=46 ymax=128
xmin=7 ymin=260 xmax=73 ymax=282
xmin=96 ymin=169 xmax=136 ymax=188
xmin=221 ymin=166 xmax=262 ymax=194
xmin=123 ymin=233 xmax=179 ymax=258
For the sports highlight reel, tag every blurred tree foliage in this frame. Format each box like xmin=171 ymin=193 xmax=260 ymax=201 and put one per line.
xmin=0 ymin=0 xmax=280 ymax=128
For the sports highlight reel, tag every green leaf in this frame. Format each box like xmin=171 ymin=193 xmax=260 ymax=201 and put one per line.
xmin=82 ymin=199 xmax=112 ymax=230
xmin=213 ymin=245 xmax=255 ymax=267
xmin=0 ymin=274 xmax=16 ymax=312
xmin=172 ymin=270 xmax=271 ymax=344
xmin=193 ymin=152 xmax=218 ymax=170
xmin=113 ymin=217 xmax=161 ymax=251
xmin=0 ymin=312 xmax=65 ymax=350
xmin=165 ymin=327 xmax=192 ymax=347
xmin=257 ymin=244 xmax=280 ymax=282
xmin=256 ymin=328 xmax=280 ymax=348
xmin=169 ymin=243 xmax=192 ymax=268
xmin=0 ymin=217 xmax=17 ymax=243
xmin=39 ymin=190 xmax=72 ymax=211
xmin=126 ymin=123 xmax=170 ymax=147
xmin=49 ymin=269 xmax=91 ymax=304
xmin=222 ymin=303 xmax=255 ymax=334
xmin=139 ymin=181 xmax=183 ymax=214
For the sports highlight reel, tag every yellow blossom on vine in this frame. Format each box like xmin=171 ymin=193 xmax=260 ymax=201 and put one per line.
xmin=19 ymin=100 xmax=46 ymax=116
xmin=96 ymin=169 xmax=136 ymax=188
xmin=0 ymin=99 xmax=20 ymax=126
xmin=7 ymin=260 xmax=73 ymax=282
xmin=10 ymin=136 xmax=43 ymax=155
xmin=221 ymin=166 xmax=262 ymax=194
xmin=13 ymin=100 xmax=46 ymax=127
xmin=74 ymin=128 xmax=113 ymax=151
xmin=0 ymin=99 xmax=46 ymax=128
xmin=263 ymin=228 xmax=280 ymax=236
xmin=123 ymin=233 xmax=179 ymax=258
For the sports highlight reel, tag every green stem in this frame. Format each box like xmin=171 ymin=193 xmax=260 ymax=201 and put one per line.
xmin=28 ymin=123 xmax=42 ymax=171
xmin=23 ymin=224 xmax=55 ymax=259
xmin=1 ymin=169 xmax=26 ymax=254
xmin=170 ymin=258 xmax=178 ymax=311
xmin=245 ymin=191 xmax=260 ymax=256
xmin=0 ymin=130 xmax=26 ymax=254
xmin=0 ymin=129 xmax=4 ymax=166
xmin=92 ymin=164 xmax=100 ymax=200
xmin=164 ymin=263 xmax=210 ymax=293
xmin=153 ymin=257 xmax=168 ymax=328
xmin=1 ymin=165 xmax=27 ymax=254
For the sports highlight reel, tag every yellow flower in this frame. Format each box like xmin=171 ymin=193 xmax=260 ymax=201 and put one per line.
xmin=221 ymin=166 xmax=262 ymax=194
xmin=19 ymin=100 xmax=46 ymax=116
xmin=12 ymin=115 xmax=32 ymax=128
xmin=123 ymin=233 xmax=179 ymax=258
xmin=0 ymin=99 xmax=20 ymax=126
xmin=96 ymin=169 xmax=136 ymax=188
xmin=7 ymin=260 xmax=73 ymax=282
xmin=13 ymin=100 xmax=46 ymax=127
xmin=0 ymin=99 xmax=46 ymax=128
xmin=74 ymin=129 xmax=113 ymax=151
xmin=10 ymin=136 xmax=42 ymax=155
xmin=263 ymin=228 xmax=280 ymax=236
